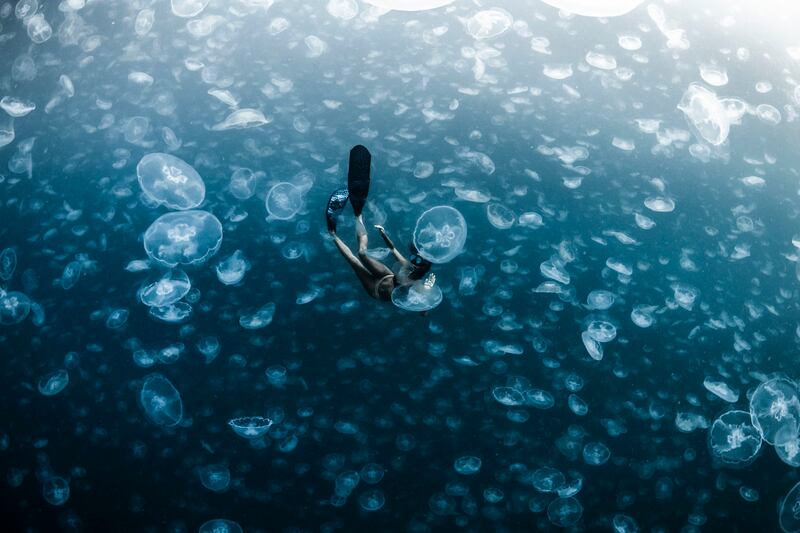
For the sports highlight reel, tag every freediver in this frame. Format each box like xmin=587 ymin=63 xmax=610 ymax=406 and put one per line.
xmin=326 ymin=145 xmax=433 ymax=302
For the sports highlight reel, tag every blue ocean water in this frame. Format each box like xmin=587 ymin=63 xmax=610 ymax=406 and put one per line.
xmin=2 ymin=0 xmax=800 ymax=531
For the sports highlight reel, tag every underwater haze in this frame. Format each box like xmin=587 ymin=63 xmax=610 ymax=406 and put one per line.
xmin=2 ymin=0 xmax=800 ymax=531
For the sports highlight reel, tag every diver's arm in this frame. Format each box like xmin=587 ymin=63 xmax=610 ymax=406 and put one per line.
xmin=374 ymin=225 xmax=408 ymax=264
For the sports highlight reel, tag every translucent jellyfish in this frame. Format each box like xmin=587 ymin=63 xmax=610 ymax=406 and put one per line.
xmin=327 ymin=0 xmax=358 ymax=20
xmin=229 ymin=168 xmax=257 ymax=200
xmin=586 ymin=290 xmax=615 ymax=310
xmin=413 ymin=206 xmax=467 ymax=264
xmin=613 ymin=514 xmax=639 ymax=533
xmin=211 ymin=108 xmax=270 ymax=131
xmin=630 ymin=305 xmax=657 ymax=328
xmin=265 ymin=182 xmax=303 ymax=220
xmin=391 ymin=281 xmax=443 ymax=312
xmin=139 ymin=269 xmax=191 ymax=307
xmin=198 ymin=519 xmax=243 ymax=533
xmin=465 ymin=8 xmax=513 ymax=40
xmin=644 ymin=196 xmax=675 ymax=213
xmin=134 ymin=8 xmax=155 ymax=36
xmin=585 ymin=51 xmax=617 ymax=70
xmin=699 ymin=64 xmax=728 ymax=87
xmin=671 ymin=283 xmax=698 ymax=310
xmin=582 ymin=442 xmax=611 ymax=465
xmin=781 ymin=481 xmax=800 ymax=533
xmin=171 ymin=0 xmax=209 ymax=17
xmin=547 ymin=497 xmax=583 ymax=527
xmin=362 ymin=0 xmax=454 ymax=10
xmin=61 ymin=260 xmax=82 ymax=289
xmin=749 ymin=378 xmax=800 ymax=445
xmin=216 ymin=250 xmax=250 ymax=285
xmin=453 ymin=456 xmax=481 ymax=475
xmin=359 ymin=463 xmax=385 ymax=484
xmin=492 ymin=386 xmax=524 ymax=406
xmin=124 ymin=116 xmax=150 ymax=144
xmin=703 ymin=377 xmax=739 ymax=403
xmin=586 ymin=320 xmax=616 ymax=343
xmin=137 ymin=153 xmax=205 ymax=210
xmin=358 ymin=489 xmax=385 ymax=511
xmin=0 ymin=290 xmax=31 ymax=325
xmin=26 ymin=13 xmax=52 ymax=44
xmin=708 ymin=410 xmax=762 ymax=466
xmin=149 ymin=302 xmax=192 ymax=323
xmin=38 ymin=370 xmax=69 ymax=396
xmin=143 ymin=210 xmax=223 ymax=267
xmin=539 ymin=0 xmax=643 ymax=17
xmin=42 ymin=477 xmax=70 ymax=506
xmin=199 ymin=464 xmax=230 ymax=492
xmin=777 ymin=436 xmax=800 ymax=467
xmin=413 ymin=161 xmax=434 ymax=179
xmin=239 ymin=303 xmax=276 ymax=329
xmin=524 ymin=388 xmax=555 ymax=409
xmin=678 ymin=83 xmax=730 ymax=146
xmin=543 ymin=64 xmax=573 ymax=80
xmin=532 ymin=467 xmax=565 ymax=493
xmin=568 ymin=394 xmax=589 ymax=416
xmin=486 ymin=203 xmax=515 ymax=229
xmin=0 ymin=248 xmax=16 ymax=281
xmin=0 ymin=96 xmax=35 ymax=117
xmin=0 ymin=116 xmax=13 ymax=148
xmin=139 ymin=374 xmax=183 ymax=427
xmin=581 ymin=331 xmax=603 ymax=361
xmin=228 ymin=416 xmax=273 ymax=439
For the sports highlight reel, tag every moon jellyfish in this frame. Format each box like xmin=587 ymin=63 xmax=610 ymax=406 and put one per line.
xmin=486 ymin=203 xmax=515 ymax=229
xmin=586 ymin=320 xmax=616 ymax=343
xmin=780 ymin=481 xmax=800 ymax=532
xmin=171 ymin=0 xmax=210 ymax=17
xmin=413 ymin=206 xmax=467 ymax=264
xmin=644 ymin=196 xmax=676 ymax=213
xmin=678 ymin=83 xmax=730 ymax=146
xmin=198 ymin=464 xmax=231 ymax=492
xmin=358 ymin=489 xmax=386 ymax=511
xmin=630 ymin=305 xmax=657 ymax=328
xmin=61 ymin=260 xmax=82 ymax=289
xmin=139 ymin=374 xmax=183 ymax=427
xmin=0 ymin=290 xmax=31 ymax=325
xmin=124 ymin=116 xmax=150 ymax=144
xmin=581 ymin=331 xmax=603 ymax=361
xmin=138 ymin=269 xmax=191 ymax=307
xmin=239 ymin=303 xmax=276 ymax=329
xmin=359 ymin=463 xmax=385 ymax=484
xmin=149 ymin=302 xmax=192 ymax=323
xmin=547 ymin=497 xmax=583 ymax=527
xmin=216 ymin=250 xmax=250 ymax=285
xmin=42 ymin=477 xmax=70 ymax=506
xmin=749 ymin=378 xmax=800 ymax=445
xmin=228 ymin=168 xmax=257 ymax=200
xmin=582 ymin=442 xmax=611 ymax=465
xmin=38 ymin=370 xmax=69 ymax=396
xmin=228 ymin=416 xmax=273 ymax=439
xmin=0 ymin=248 xmax=17 ymax=281
xmin=265 ymin=182 xmax=303 ymax=220
xmin=211 ymin=108 xmax=270 ymax=131
xmin=0 ymin=96 xmax=35 ymax=118
xmin=465 ymin=9 xmax=513 ymax=40
xmin=539 ymin=0 xmax=643 ymax=17
xmin=532 ymin=467 xmax=565 ymax=493
xmin=391 ymin=280 xmax=443 ymax=312
xmin=586 ymin=290 xmax=615 ymax=310
xmin=453 ymin=456 xmax=481 ymax=475
xmin=105 ymin=308 xmax=129 ymax=329
xmin=198 ymin=519 xmax=243 ymax=533
xmin=137 ymin=153 xmax=205 ymax=210
xmin=708 ymin=410 xmax=762 ymax=466
xmin=143 ymin=210 xmax=223 ymax=267
xmin=492 ymin=387 xmax=524 ymax=406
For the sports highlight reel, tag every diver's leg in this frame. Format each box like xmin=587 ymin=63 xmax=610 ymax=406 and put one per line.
xmin=355 ymin=215 xmax=393 ymax=277
xmin=332 ymin=234 xmax=381 ymax=297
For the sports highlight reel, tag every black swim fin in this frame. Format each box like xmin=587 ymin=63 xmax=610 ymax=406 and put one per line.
xmin=347 ymin=145 xmax=371 ymax=217
xmin=326 ymin=187 xmax=349 ymax=232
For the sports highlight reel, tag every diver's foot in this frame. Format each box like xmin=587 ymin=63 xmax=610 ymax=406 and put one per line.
xmin=326 ymin=187 xmax=349 ymax=233
xmin=347 ymin=145 xmax=371 ymax=217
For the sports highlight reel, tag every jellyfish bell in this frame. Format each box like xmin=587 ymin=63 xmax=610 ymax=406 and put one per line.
xmin=749 ymin=377 xmax=800 ymax=445
xmin=708 ymin=410 xmax=762 ymax=467
xmin=139 ymin=373 xmax=183 ymax=427
xmin=143 ymin=210 xmax=223 ymax=268
xmin=0 ymin=290 xmax=31 ymax=325
xmin=391 ymin=278 xmax=443 ymax=312
xmin=228 ymin=416 xmax=273 ymax=439
xmin=137 ymin=153 xmax=205 ymax=210
xmin=138 ymin=269 xmax=191 ymax=307
xmin=413 ymin=205 xmax=467 ymax=264
xmin=265 ymin=182 xmax=303 ymax=220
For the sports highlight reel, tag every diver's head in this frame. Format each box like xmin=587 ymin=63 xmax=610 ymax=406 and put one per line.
xmin=407 ymin=243 xmax=432 ymax=280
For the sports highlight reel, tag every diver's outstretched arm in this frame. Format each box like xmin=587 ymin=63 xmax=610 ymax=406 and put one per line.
xmin=375 ymin=225 xmax=408 ymax=265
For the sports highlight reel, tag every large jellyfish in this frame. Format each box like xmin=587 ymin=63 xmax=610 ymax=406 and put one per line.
xmin=265 ymin=182 xmax=303 ymax=220
xmin=0 ymin=290 xmax=31 ymax=325
xmin=781 ymin=481 xmax=800 ymax=532
xmin=678 ymin=83 xmax=730 ymax=146
xmin=138 ymin=269 xmax=191 ymax=307
xmin=539 ymin=0 xmax=644 ymax=17
xmin=749 ymin=377 xmax=800 ymax=445
xmin=137 ymin=153 xmax=205 ymax=210
xmin=413 ymin=206 xmax=467 ymax=264
xmin=708 ymin=410 xmax=762 ymax=466
xmin=139 ymin=373 xmax=183 ymax=427
xmin=391 ymin=279 xmax=443 ymax=312
xmin=143 ymin=210 xmax=223 ymax=267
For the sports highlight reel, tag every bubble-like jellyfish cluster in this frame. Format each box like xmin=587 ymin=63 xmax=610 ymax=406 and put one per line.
xmin=143 ymin=210 xmax=223 ymax=267
xmin=412 ymin=206 xmax=468 ymax=264
xmin=137 ymin=152 xmax=206 ymax=210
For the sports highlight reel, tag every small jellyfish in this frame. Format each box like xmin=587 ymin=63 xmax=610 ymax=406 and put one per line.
xmin=143 ymin=210 xmax=223 ymax=267
xmin=266 ymin=182 xmax=303 ymax=220
xmin=171 ymin=0 xmax=210 ymax=18
xmin=531 ymin=467 xmax=565 ymax=493
xmin=568 ymin=394 xmax=589 ymax=416
xmin=0 ymin=247 xmax=16 ymax=280
xmin=215 ymin=250 xmax=250 ymax=285
xmin=61 ymin=260 xmax=82 ymax=290
xmin=492 ymin=386 xmax=524 ymax=406
xmin=212 ymin=108 xmax=270 ymax=131
xmin=38 ymin=369 xmax=69 ymax=396
xmin=149 ymin=302 xmax=192 ymax=323
xmin=137 ymin=153 xmax=205 ymax=210
xmin=0 ymin=290 xmax=31 ymax=325
xmin=465 ymin=8 xmax=513 ymax=40
xmin=524 ymin=389 xmax=555 ymax=409
xmin=582 ymin=442 xmax=611 ymax=466
xmin=547 ymin=497 xmax=583 ymax=527
xmin=139 ymin=373 xmax=183 ymax=427
xmin=677 ymin=83 xmax=730 ymax=146
xmin=453 ymin=456 xmax=481 ymax=475
xmin=708 ymin=410 xmax=761 ymax=466
xmin=413 ymin=206 xmax=468 ymax=264
xmin=358 ymin=489 xmax=385 ymax=511
xmin=359 ymin=463 xmax=385 ymax=484
xmin=228 ymin=168 xmax=257 ymax=200
xmin=391 ymin=281 xmax=443 ymax=312
xmin=486 ymin=203 xmax=515 ymax=229
xmin=196 ymin=336 xmax=220 ymax=364
xmin=198 ymin=519 xmax=243 ymax=533
xmin=586 ymin=290 xmax=615 ymax=310
xmin=138 ymin=269 xmax=191 ymax=307
xmin=42 ymin=477 xmax=70 ymax=506
xmin=239 ymin=303 xmax=276 ymax=330
xmin=199 ymin=464 xmax=230 ymax=492
xmin=105 ymin=308 xmax=129 ymax=329
xmin=228 ymin=416 xmax=273 ymax=439
xmin=586 ymin=320 xmax=616 ymax=343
